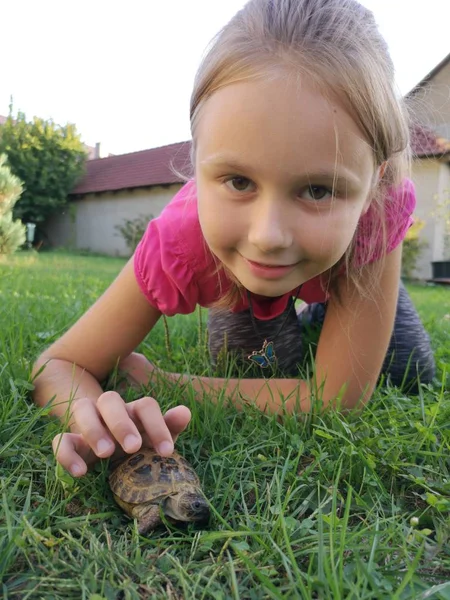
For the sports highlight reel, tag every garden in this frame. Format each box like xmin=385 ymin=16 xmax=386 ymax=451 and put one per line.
xmin=0 ymin=250 xmax=449 ymax=599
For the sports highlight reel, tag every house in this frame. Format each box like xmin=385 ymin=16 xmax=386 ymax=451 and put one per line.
xmin=43 ymin=142 xmax=191 ymax=256
xmin=18 ymin=53 xmax=450 ymax=277
xmin=44 ymin=123 xmax=450 ymax=273
xmin=406 ymin=52 xmax=450 ymax=279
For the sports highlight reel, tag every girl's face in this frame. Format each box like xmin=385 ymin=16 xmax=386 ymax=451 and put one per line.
xmin=195 ymin=74 xmax=376 ymax=298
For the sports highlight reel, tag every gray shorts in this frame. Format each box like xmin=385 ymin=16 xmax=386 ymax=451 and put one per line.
xmin=207 ymin=281 xmax=435 ymax=392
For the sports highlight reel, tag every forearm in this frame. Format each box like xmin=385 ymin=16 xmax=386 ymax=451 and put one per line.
xmin=32 ymin=356 xmax=104 ymax=429
xmin=166 ymin=372 xmax=312 ymax=414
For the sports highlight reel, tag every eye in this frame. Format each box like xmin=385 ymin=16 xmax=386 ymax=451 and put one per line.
xmin=302 ymin=185 xmax=333 ymax=201
xmin=224 ymin=176 xmax=254 ymax=193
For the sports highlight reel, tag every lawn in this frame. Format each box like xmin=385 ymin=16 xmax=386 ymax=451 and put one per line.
xmin=1 ymin=251 xmax=450 ymax=600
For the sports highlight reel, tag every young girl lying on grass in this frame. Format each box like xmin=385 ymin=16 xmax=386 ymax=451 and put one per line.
xmin=32 ymin=0 xmax=435 ymax=477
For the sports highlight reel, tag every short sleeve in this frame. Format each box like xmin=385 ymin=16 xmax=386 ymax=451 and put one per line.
xmin=354 ymin=178 xmax=416 ymax=266
xmin=133 ymin=186 xmax=201 ymax=316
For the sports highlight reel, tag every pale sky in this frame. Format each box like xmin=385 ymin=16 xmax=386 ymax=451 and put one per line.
xmin=0 ymin=1 xmax=448 ymax=156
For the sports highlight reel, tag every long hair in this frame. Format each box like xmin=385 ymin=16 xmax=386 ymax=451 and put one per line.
xmin=176 ymin=0 xmax=414 ymax=307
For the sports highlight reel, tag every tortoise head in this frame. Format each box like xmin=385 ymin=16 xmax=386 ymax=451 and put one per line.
xmin=163 ymin=485 xmax=210 ymax=523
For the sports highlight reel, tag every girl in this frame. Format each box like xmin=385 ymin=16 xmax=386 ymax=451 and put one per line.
xmin=32 ymin=0 xmax=435 ymax=477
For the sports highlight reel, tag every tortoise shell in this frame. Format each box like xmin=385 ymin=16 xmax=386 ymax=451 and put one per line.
xmin=109 ymin=447 xmax=201 ymax=505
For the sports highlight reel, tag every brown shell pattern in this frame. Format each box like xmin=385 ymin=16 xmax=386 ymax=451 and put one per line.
xmin=109 ymin=448 xmax=201 ymax=505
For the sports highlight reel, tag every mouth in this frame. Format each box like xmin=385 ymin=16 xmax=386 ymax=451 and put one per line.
xmin=194 ymin=507 xmax=211 ymax=522
xmin=242 ymin=257 xmax=299 ymax=280
xmin=246 ymin=259 xmax=298 ymax=268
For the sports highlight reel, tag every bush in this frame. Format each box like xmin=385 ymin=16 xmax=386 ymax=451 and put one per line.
xmin=115 ymin=214 xmax=153 ymax=255
xmin=0 ymin=109 xmax=86 ymax=224
xmin=0 ymin=153 xmax=26 ymax=254
xmin=431 ymin=189 xmax=450 ymax=260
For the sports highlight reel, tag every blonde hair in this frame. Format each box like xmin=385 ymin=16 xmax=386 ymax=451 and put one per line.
xmin=176 ymin=0 xmax=414 ymax=308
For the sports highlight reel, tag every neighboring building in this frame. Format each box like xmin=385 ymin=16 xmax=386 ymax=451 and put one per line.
xmin=408 ymin=53 xmax=450 ymax=140
xmin=407 ymin=52 xmax=450 ymax=279
xmin=11 ymin=53 xmax=450 ymax=277
xmin=84 ymin=142 xmax=115 ymax=160
xmin=43 ymin=141 xmax=191 ymax=256
xmin=43 ymin=123 xmax=450 ymax=273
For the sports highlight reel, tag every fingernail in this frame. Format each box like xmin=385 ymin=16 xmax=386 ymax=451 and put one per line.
xmin=124 ymin=434 xmax=140 ymax=452
xmin=71 ymin=463 xmax=83 ymax=476
xmin=97 ymin=438 xmax=113 ymax=455
xmin=158 ymin=441 xmax=173 ymax=455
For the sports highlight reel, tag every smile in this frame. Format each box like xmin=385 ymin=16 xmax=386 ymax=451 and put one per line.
xmin=247 ymin=259 xmax=297 ymax=268
xmin=243 ymin=257 xmax=299 ymax=279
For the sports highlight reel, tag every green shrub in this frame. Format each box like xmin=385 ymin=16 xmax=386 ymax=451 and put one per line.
xmin=401 ymin=217 xmax=427 ymax=279
xmin=0 ymin=153 xmax=26 ymax=254
xmin=115 ymin=213 xmax=153 ymax=255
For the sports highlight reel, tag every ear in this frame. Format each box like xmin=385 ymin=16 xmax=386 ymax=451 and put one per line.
xmin=378 ymin=161 xmax=387 ymax=180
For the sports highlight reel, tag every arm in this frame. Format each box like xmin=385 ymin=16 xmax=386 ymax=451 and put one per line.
xmin=32 ymin=258 xmax=191 ymax=474
xmin=32 ymin=258 xmax=162 ymax=417
xmin=163 ymin=245 xmax=402 ymax=413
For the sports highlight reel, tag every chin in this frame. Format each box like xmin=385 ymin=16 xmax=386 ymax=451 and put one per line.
xmin=243 ymin=278 xmax=298 ymax=298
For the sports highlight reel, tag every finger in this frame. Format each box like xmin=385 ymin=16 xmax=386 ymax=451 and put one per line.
xmin=126 ymin=405 xmax=191 ymax=455
xmin=72 ymin=396 xmax=115 ymax=458
xmin=163 ymin=405 xmax=191 ymax=444
xmin=52 ymin=432 xmax=91 ymax=477
xmin=97 ymin=391 xmax=142 ymax=454
xmin=128 ymin=397 xmax=174 ymax=456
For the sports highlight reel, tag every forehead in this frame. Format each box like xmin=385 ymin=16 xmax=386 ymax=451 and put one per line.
xmin=195 ymin=76 xmax=374 ymax=182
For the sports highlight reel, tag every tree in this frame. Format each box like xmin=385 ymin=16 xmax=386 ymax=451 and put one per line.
xmin=0 ymin=108 xmax=86 ymax=224
xmin=0 ymin=153 xmax=26 ymax=254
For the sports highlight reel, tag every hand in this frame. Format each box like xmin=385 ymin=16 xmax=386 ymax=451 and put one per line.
xmin=116 ymin=351 xmax=160 ymax=394
xmin=52 ymin=391 xmax=191 ymax=477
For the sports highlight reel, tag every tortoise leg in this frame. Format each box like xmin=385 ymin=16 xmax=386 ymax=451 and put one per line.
xmin=132 ymin=504 xmax=161 ymax=535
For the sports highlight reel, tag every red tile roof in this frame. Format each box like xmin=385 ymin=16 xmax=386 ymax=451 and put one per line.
xmin=70 ymin=125 xmax=449 ymax=195
xmin=411 ymin=123 xmax=450 ymax=158
xmin=70 ymin=141 xmax=192 ymax=196
xmin=2 ymin=115 xmax=448 ymax=195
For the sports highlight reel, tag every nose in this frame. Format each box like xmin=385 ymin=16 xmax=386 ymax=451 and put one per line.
xmin=247 ymin=196 xmax=293 ymax=253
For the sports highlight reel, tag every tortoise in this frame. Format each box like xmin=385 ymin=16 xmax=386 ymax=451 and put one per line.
xmin=109 ymin=447 xmax=210 ymax=534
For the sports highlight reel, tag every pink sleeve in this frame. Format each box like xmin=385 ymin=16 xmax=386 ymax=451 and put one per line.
xmin=133 ymin=191 xmax=200 ymax=316
xmin=354 ymin=178 xmax=416 ymax=266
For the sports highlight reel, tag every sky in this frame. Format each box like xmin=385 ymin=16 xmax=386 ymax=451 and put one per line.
xmin=0 ymin=1 xmax=448 ymax=156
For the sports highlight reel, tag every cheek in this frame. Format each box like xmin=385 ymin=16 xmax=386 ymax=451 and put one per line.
xmin=198 ymin=192 xmax=242 ymax=249
xmin=299 ymin=207 xmax=361 ymax=260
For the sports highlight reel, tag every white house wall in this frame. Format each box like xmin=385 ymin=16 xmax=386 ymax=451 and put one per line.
xmin=436 ymin=161 xmax=450 ymax=260
xmin=44 ymin=184 xmax=182 ymax=256
xmin=411 ymin=160 xmax=449 ymax=279
xmin=44 ymin=170 xmax=449 ymax=279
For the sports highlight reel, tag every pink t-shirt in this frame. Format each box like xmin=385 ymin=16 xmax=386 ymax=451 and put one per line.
xmin=134 ymin=179 xmax=416 ymax=320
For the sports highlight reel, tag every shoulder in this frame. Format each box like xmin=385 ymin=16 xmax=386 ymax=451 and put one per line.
xmin=153 ymin=180 xmax=201 ymax=245
xmin=385 ymin=177 xmax=416 ymax=223
xmin=134 ymin=181 xmax=218 ymax=314
xmin=355 ymin=178 xmax=416 ymax=266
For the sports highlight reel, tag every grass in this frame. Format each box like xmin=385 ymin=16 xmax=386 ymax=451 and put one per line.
xmin=1 ymin=250 xmax=450 ymax=599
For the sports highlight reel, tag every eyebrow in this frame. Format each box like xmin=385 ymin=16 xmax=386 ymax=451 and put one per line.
xmin=200 ymin=155 xmax=361 ymax=187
